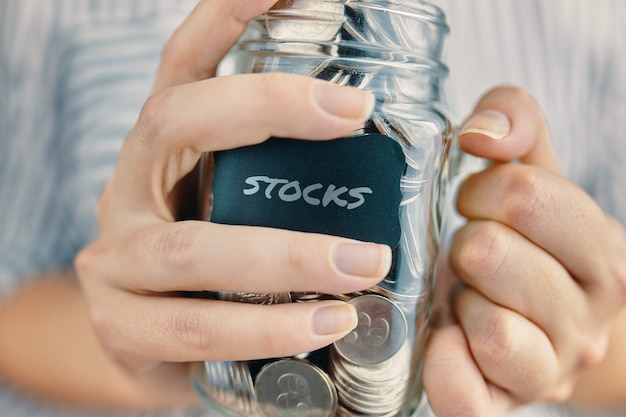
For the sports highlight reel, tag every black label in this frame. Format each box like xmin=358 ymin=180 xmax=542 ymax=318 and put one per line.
xmin=210 ymin=134 xmax=405 ymax=248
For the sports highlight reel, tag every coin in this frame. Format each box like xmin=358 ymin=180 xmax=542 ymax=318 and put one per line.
xmin=331 ymin=342 xmax=410 ymax=389
xmin=329 ymin=342 xmax=411 ymax=415
xmin=259 ymin=1 xmax=345 ymax=42
xmin=333 ymin=294 xmax=408 ymax=365
xmin=255 ymin=359 xmax=338 ymax=417
xmin=219 ymin=291 xmax=292 ymax=305
xmin=201 ymin=360 xmax=259 ymax=415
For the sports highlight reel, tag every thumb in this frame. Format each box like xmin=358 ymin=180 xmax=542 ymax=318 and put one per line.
xmin=154 ymin=0 xmax=278 ymax=90
xmin=458 ymin=85 xmax=559 ymax=173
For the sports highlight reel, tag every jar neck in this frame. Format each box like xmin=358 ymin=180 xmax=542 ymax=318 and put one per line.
xmin=226 ymin=0 xmax=449 ymax=105
xmin=230 ymin=42 xmax=447 ymax=105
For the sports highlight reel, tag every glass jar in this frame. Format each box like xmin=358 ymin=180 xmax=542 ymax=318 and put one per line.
xmin=193 ymin=1 xmax=454 ymax=416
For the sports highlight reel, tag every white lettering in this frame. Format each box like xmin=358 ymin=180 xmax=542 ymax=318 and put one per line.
xmin=278 ymin=181 xmax=302 ymax=202
xmin=302 ymin=183 xmax=323 ymax=206
xmin=243 ymin=176 xmax=269 ymax=195
xmin=264 ymin=178 xmax=289 ymax=199
xmin=322 ymin=185 xmax=348 ymax=208
xmin=243 ymin=176 xmax=372 ymax=209
xmin=347 ymin=187 xmax=373 ymax=210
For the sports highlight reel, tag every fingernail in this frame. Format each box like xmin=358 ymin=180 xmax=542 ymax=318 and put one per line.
xmin=332 ymin=242 xmax=392 ymax=278
xmin=459 ymin=109 xmax=511 ymax=140
xmin=312 ymin=303 xmax=357 ymax=335
xmin=312 ymin=81 xmax=375 ymax=120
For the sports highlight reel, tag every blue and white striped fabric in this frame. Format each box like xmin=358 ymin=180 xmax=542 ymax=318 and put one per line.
xmin=0 ymin=1 xmax=201 ymax=414
xmin=0 ymin=0 xmax=196 ymax=299
xmin=436 ymin=0 xmax=626 ymax=221
xmin=1 ymin=1 xmax=625 ymax=416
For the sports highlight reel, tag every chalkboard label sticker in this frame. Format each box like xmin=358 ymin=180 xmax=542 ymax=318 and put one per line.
xmin=211 ymin=134 xmax=404 ymax=248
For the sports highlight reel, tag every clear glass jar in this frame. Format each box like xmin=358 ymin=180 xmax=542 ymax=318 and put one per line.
xmin=193 ymin=1 xmax=453 ymax=416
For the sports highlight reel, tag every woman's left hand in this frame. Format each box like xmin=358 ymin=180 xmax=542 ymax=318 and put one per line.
xmin=424 ymin=85 xmax=626 ymax=416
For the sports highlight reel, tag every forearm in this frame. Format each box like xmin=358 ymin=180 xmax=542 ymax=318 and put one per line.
xmin=0 ymin=271 xmax=186 ymax=410
xmin=569 ymin=306 xmax=626 ymax=409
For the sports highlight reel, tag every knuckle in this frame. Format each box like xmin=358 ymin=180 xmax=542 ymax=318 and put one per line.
xmin=260 ymin=72 xmax=287 ymax=106
xmin=470 ymin=312 xmax=516 ymax=368
xmin=89 ymin=307 xmax=125 ymax=357
xmin=94 ymin=184 xmax=114 ymax=226
xmin=545 ymin=382 xmax=575 ymax=403
xmin=134 ymin=88 xmax=175 ymax=145
xmin=500 ymin=167 xmax=551 ymax=227
xmin=459 ymin=222 xmax=510 ymax=278
xmin=577 ymin=333 xmax=609 ymax=370
xmin=73 ymin=245 xmax=94 ymax=281
xmin=285 ymin=232 xmax=309 ymax=274
xmin=155 ymin=222 xmax=201 ymax=273
xmin=256 ymin=327 xmax=286 ymax=356
xmin=597 ymin=217 xmax=626 ymax=308
xmin=73 ymin=240 xmax=108 ymax=286
xmin=168 ymin=308 xmax=215 ymax=353
xmin=90 ymin=316 xmax=153 ymax=373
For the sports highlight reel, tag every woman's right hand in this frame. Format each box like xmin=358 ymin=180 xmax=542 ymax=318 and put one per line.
xmin=74 ymin=0 xmax=391 ymax=408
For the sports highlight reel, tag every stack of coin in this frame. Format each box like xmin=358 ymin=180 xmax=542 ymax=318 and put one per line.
xmin=326 ymin=294 xmax=411 ymax=416
xmin=330 ymin=342 xmax=411 ymax=416
xmin=202 ymin=360 xmax=259 ymax=415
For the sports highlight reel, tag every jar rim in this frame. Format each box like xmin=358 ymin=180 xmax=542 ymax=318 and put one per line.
xmin=346 ymin=0 xmax=449 ymax=31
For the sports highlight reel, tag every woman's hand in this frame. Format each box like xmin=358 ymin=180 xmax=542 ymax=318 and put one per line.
xmin=74 ymin=0 xmax=390 ymax=408
xmin=424 ymin=86 xmax=626 ymax=416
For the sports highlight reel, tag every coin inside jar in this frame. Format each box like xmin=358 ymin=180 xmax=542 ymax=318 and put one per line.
xmin=218 ymin=291 xmax=292 ymax=305
xmin=333 ymin=294 xmax=408 ymax=365
xmin=255 ymin=359 xmax=338 ymax=417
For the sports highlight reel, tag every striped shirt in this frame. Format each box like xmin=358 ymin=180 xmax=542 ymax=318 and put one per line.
xmin=1 ymin=1 xmax=625 ymax=416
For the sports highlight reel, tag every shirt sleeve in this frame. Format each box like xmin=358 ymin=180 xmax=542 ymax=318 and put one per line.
xmin=0 ymin=0 xmax=195 ymax=301
xmin=0 ymin=0 xmax=65 ymax=300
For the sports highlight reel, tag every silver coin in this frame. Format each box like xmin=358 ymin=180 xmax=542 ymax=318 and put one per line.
xmin=290 ymin=292 xmax=339 ymax=303
xmin=231 ymin=361 xmax=258 ymax=414
xmin=258 ymin=1 xmax=345 ymax=42
xmin=219 ymin=291 xmax=292 ymax=305
xmin=333 ymin=294 xmax=408 ymax=365
xmin=370 ymin=284 xmax=428 ymax=318
xmin=329 ymin=342 xmax=411 ymax=415
xmin=330 ymin=342 xmax=411 ymax=388
xmin=332 ymin=291 xmax=367 ymax=302
xmin=335 ymin=383 xmax=405 ymax=415
xmin=290 ymin=292 xmax=324 ymax=302
xmin=201 ymin=360 xmax=259 ymax=415
xmin=255 ymin=359 xmax=337 ymax=417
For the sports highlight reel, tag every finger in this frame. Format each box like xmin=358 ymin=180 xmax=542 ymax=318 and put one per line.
xmin=458 ymin=85 xmax=559 ymax=172
xmin=117 ymin=221 xmax=391 ymax=295
xmin=457 ymin=163 xmax=622 ymax=313
xmin=423 ymin=325 xmax=515 ymax=417
xmin=431 ymin=244 xmax=459 ymax=323
xmin=449 ymin=220 xmax=590 ymax=357
xmin=114 ymin=73 xmax=374 ymax=215
xmin=94 ymin=293 xmax=358 ymax=363
xmin=154 ymin=0 xmax=278 ymax=89
xmin=455 ymin=288 xmax=565 ymax=403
